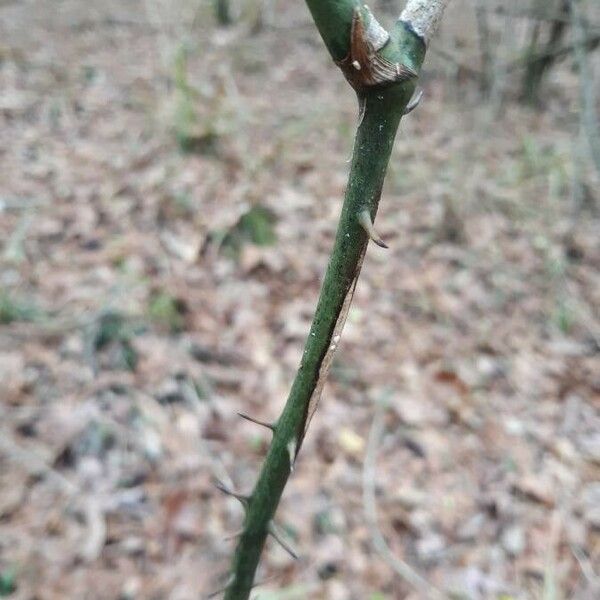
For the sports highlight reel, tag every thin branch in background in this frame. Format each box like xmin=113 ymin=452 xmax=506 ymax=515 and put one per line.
xmin=570 ymin=0 xmax=600 ymax=178
xmin=487 ymin=3 xmax=514 ymax=116
xmin=362 ymin=398 xmax=446 ymax=600
xmin=571 ymin=128 xmax=588 ymax=215
xmin=475 ymin=1 xmax=493 ymax=95
xmin=521 ymin=0 xmax=570 ymax=104
xmin=508 ymin=34 xmax=600 ymax=75
xmin=429 ymin=45 xmax=482 ymax=81
xmin=480 ymin=4 xmax=600 ymax=27
xmin=214 ymin=0 xmax=232 ymax=26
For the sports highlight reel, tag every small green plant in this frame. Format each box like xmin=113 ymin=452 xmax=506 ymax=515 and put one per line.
xmin=173 ymin=44 xmax=218 ymax=155
xmin=0 ymin=291 xmax=40 ymax=324
xmin=148 ymin=291 xmax=186 ymax=333
xmin=89 ymin=311 xmax=141 ymax=371
xmin=76 ymin=421 xmax=117 ymax=458
xmin=171 ymin=191 xmax=196 ymax=216
xmin=519 ymin=136 xmax=566 ymax=182
xmin=0 ymin=567 xmax=16 ymax=597
xmin=236 ymin=205 xmax=277 ymax=247
xmin=220 ymin=204 xmax=278 ymax=258
xmin=554 ymin=298 xmax=575 ymax=334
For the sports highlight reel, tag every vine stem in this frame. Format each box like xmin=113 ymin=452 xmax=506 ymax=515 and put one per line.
xmin=221 ymin=2 xmax=450 ymax=598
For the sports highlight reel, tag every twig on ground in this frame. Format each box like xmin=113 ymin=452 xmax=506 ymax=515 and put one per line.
xmin=0 ymin=427 xmax=79 ymax=496
xmin=571 ymin=543 xmax=599 ymax=586
xmin=362 ymin=398 xmax=446 ymax=600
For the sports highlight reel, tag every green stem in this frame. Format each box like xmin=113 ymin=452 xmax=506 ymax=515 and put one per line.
xmin=222 ymin=4 xmax=426 ymax=599
xmin=304 ymin=0 xmax=355 ymax=61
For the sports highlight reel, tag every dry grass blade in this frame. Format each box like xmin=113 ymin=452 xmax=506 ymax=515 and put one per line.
xmin=362 ymin=399 xmax=447 ymax=600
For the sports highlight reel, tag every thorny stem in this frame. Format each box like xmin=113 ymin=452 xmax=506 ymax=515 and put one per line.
xmin=221 ymin=2 xmax=449 ymax=598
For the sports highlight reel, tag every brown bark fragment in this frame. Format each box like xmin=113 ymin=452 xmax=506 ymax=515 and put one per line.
xmin=336 ymin=8 xmax=417 ymax=92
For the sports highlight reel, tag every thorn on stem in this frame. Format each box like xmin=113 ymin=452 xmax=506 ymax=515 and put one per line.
xmin=224 ymin=528 xmax=244 ymax=541
xmin=237 ymin=412 xmax=276 ymax=432
xmin=287 ymin=438 xmax=297 ymax=473
xmin=268 ymin=521 xmax=299 ymax=560
xmin=214 ymin=481 xmax=251 ymax=509
xmin=404 ymin=90 xmax=424 ymax=115
xmin=358 ymin=209 xmax=388 ymax=248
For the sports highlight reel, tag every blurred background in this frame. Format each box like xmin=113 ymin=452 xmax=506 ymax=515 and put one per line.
xmin=0 ymin=0 xmax=599 ymax=598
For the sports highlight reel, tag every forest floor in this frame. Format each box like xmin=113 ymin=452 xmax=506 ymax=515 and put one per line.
xmin=0 ymin=1 xmax=599 ymax=599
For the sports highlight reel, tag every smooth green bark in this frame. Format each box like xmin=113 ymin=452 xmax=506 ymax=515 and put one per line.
xmin=305 ymin=0 xmax=355 ymax=60
xmin=222 ymin=3 xmax=426 ymax=598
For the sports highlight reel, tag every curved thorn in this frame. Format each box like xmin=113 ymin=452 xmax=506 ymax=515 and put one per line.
xmin=237 ymin=412 xmax=276 ymax=432
xmin=358 ymin=209 xmax=388 ymax=248
xmin=268 ymin=521 xmax=299 ymax=560
xmin=214 ymin=481 xmax=250 ymax=508
xmin=224 ymin=528 xmax=244 ymax=541
xmin=404 ymin=89 xmax=423 ymax=115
